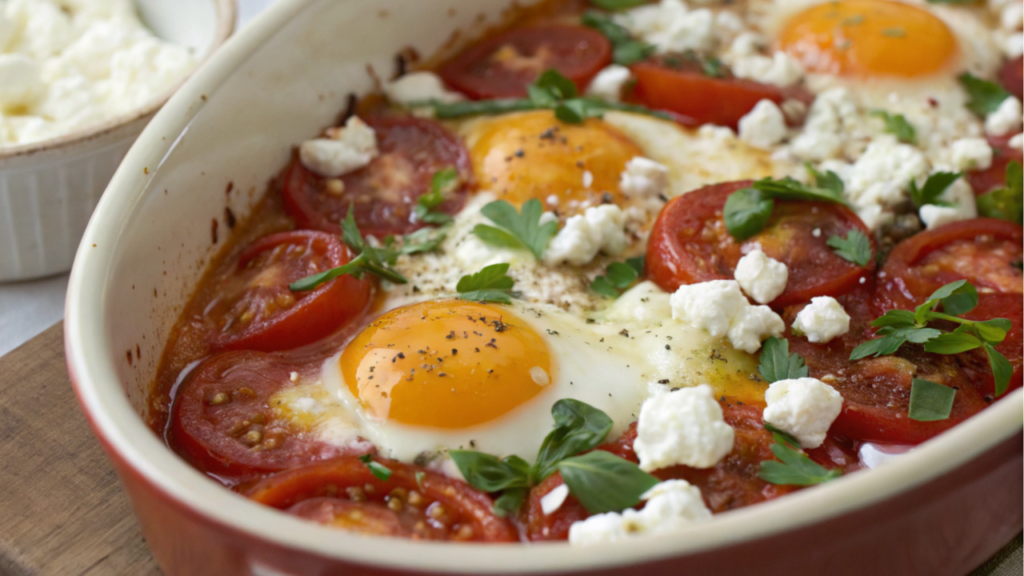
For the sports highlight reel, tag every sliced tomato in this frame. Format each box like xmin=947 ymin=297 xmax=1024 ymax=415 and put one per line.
xmin=646 ymin=181 xmax=874 ymax=307
xmin=244 ymin=456 xmax=518 ymax=542
xmin=169 ymin=351 xmax=363 ymax=483
xmin=1000 ymin=56 xmax=1024 ymax=100
xmin=204 ymin=230 xmax=371 ymax=352
xmin=966 ymin=135 xmax=1023 ymax=196
xmin=287 ymin=498 xmax=419 ymax=537
xmin=438 ymin=24 xmax=611 ymax=99
xmin=629 ymin=59 xmax=808 ymax=129
xmin=282 ymin=116 xmax=472 ymax=238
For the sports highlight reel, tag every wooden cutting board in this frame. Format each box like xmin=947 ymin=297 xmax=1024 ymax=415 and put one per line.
xmin=0 ymin=322 xmax=1018 ymax=576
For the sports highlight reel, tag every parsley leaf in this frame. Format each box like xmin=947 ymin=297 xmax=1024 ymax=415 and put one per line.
xmin=908 ymin=378 xmax=956 ymax=421
xmin=806 ymin=163 xmax=845 ymax=195
xmin=723 ymin=188 xmax=775 ymax=240
xmin=358 ymin=455 xmax=392 ymax=481
xmin=414 ymin=168 xmax=458 ymax=225
xmin=758 ymin=337 xmax=809 ymax=382
xmin=976 ymin=161 xmax=1023 ymax=224
xmin=758 ymin=432 xmax=842 ymax=486
xmin=558 ymin=451 xmax=660 ymax=514
xmin=590 ymin=260 xmax=642 ymax=298
xmin=870 ymin=110 xmax=917 ymax=144
xmin=826 ymin=230 xmax=873 ymax=267
xmin=581 ymin=11 xmax=655 ymax=66
xmin=909 ymin=171 xmax=962 ymax=208
xmin=399 ymin=225 xmax=449 ymax=255
xmin=474 ymin=199 xmax=558 ymax=260
xmin=456 ymin=263 xmax=518 ymax=304
xmin=959 ymin=72 xmax=1011 ymax=116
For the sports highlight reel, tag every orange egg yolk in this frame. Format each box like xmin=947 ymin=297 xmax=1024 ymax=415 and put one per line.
xmin=778 ymin=0 xmax=958 ymax=78
xmin=340 ymin=300 xmax=554 ymax=428
xmin=468 ymin=110 xmax=643 ymax=214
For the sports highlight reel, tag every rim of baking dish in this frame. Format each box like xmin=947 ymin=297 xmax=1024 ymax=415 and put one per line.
xmin=65 ymin=0 xmax=1024 ymax=572
xmin=0 ymin=0 xmax=236 ymax=161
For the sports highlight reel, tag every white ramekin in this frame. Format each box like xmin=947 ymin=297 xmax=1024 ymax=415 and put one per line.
xmin=0 ymin=0 xmax=236 ymax=282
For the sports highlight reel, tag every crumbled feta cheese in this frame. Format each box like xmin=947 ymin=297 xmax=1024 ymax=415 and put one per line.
xmin=568 ymin=479 xmax=710 ymax=545
xmin=299 ymin=116 xmax=379 ymax=178
xmin=1010 ymin=133 xmax=1023 ymax=150
xmin=738 ymin=99 xmax=788 ymax=150
xmin=1006 ymin=32 xmax=1024 ymax=59
xmin=788 ymin=88 xmax=859 ymax=161
xmin=985 ymin=96 xmax=1023 ymax=137
xmin=763 ymin=377 xmax=844 ymax=449
xmin=727 ymin=304 xmax=785 ymax=354
xmin=792 ymin=297 xmax=850 ymax=343
xmin=620 ymin=156 xmax=670 ymax=209
xmin=731 ymin=51 xmax=804 ymax=88
xmin=845 ymin=136 xmax=929 ymax=220
xmin=698 ymin=124 xmax=736 ymax=140
xmin=634 ymin=384 xmax=735 ymax=471
xmin=383 ymin=71 xmax=463 ymax=106
xmin=670 ymin=280 xmax=783 ymax=352
xmin=586 ymin=64 xmax=632 ymax=103
xmin=734 ymin=248 xmax=788 ymax=304
xmin=0 ymin=54 xmax=42 ymax=110
xmin=540 ymin=484 xmax=570 ymax=515
xmin=918 ymin=177 xmax=977 ymax=230
xmin=949 ymin=137 xmax=993 ymax=171
xmin=616 ymin=0 xmax=717 ymax=53
xmin=543 ymin=205 xmax=628 ymax=266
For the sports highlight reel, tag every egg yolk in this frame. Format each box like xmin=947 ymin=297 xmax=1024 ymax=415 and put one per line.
xmin=340 ymin=300 xmax=554 ymax=428
xmin=467 ymin=110 xmax=643 ymax=214
xmin=778 ymin=0 xmax=957 ymax=78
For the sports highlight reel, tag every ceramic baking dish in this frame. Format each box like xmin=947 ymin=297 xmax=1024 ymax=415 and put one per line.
xmin=64 ymin=0 xmax=1023 ymax=573
xmin=0 ymin=0 xmax=235 ymax=282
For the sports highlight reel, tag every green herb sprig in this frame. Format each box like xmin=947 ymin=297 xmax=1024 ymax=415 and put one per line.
xmin=414 ymin=168 xmax=458 ymax=225
xmin=870 ymin=110 xmax=917 ymax=144
xmin=723 ymin=170 xmax=847 ymax=241
xmin=359 ymin=454 xmax=392 ymax=481
xmin=826 ymin=230 xmax=872 ymax=267
xmin=472 ymin=199 xmax=558 ymax=260
xmin=958 ymin=73 xmax=1011 ymax=116
xmin=588 ymin=0 xmax=648 ymax=10
xmin=581 ymin=10 xmax=655 ymax=66
xmin=456 ymin=263 xmax=519 ymax=304
xmin=909 ymin=171 xmax=961 ymax=208
xmin=850 ymin=280 xmax=1014 ymax=396
xmin=758 ymin=337 xmax=809 ymax=383
xmin=590 ymin=256 xmax=644 ymax=298
xmin=976 ymin=161 xmax=1023 ymax=224
xmin=758 ymin=428 xmax=842 ymax=486
xmin=908 ymin=378 xmax=956 ymax=421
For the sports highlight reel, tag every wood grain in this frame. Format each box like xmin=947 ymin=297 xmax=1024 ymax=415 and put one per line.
xmin=0 ymin=323 xmax=160 ymax=576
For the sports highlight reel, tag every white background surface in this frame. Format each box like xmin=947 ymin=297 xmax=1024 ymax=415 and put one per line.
xmin=0 ymin=0 xmax=277 ymax=357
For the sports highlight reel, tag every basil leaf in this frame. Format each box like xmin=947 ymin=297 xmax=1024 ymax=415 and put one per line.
xmin=985 ymin=344 xmax=1013 ymax=397
xmin=493 ymin=487 xmax=528 ymax=517
xmin=554 ymin=99 xmax=589 ymax=123
xmin=527 ymin=84 xmax=559 ymax=108
xmin=558 ymin=451 xmax=660 ymax=514
xmin=758 ymin=337 xmax=809 ymax=383
xmin=723 ymin=188 xmax=775 ymax=240
xmin=456 ymin=263 xmax=517 ymax=304
xmin=614 ymin=40 xmax=656 ymax=66
xmin=590 ymin=0 xmax=648 ymax=10
xmin=909 ymin=172 xmax=962 ymax=208
xmin=976 ymin=161 xmax=1023 ymax=225
xmin=974 ymin=318 xmax=1011 ymax=344
xmin=478 ymin=199 xmax=559 ymax=260
xmin=758 ymin=441 xmax=841 ymax=486
xmin=958 ymin=72 xmax=1011 ymax=116
xmin=908 ymin=378 xmax=956 ymax=421
xmin=923 ymin=332 xmax=982 ymax=354
xmin=589 ymin=276 xmax=621 ymax=298
xmin=535 ymin=69 xmax=578 ymax=100
xmin=826 ymin=230 xmax=872 ymax=267
xmin=533 ymin=399 xmax=614 ymax=482
xmin=358 ymin=455 xmax=392 ymax=481
xmin=926 ymin=279 xmax=978 ymax=316
xmin=448 ymin=451 xmax=530 ymax=492
xmin=626 ymin=255 xmax=645 ymax=274
xmin=870 ymin=110 xmax=917 ymax=144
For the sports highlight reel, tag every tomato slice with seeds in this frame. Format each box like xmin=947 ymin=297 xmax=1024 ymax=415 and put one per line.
xmin=438 ymin=24 xmax=611 ymax=100
xmin=1000 ymin=55 xmax=1023 ymax=100
xmin=282 ymin=116 xmax=472 ymax=238
xmin=646 ymin=181 xmax=875 ymax=307
xmin=244 ymin=456 xmax=518 ymax=542
xmin=873 ymin=218 xmax=1023 ymax=395
xmin=629 ymin=59 xmax=810 ymax=129
xmin=170 ymin=351 xmax=363 ymax=483
xmin=966 ymin=135 xmax=1023 ymax=196
xmin=205 ymin=230 xmax=371 ymax=352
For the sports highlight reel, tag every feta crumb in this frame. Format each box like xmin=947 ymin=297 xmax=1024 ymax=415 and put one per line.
xmin=634 ymin=384 xmax=735 ymax=471
xmin=844 ymin=136 xmax=929 ymax=225
xmin=734 ymin=248 xmax=788 ymax=304
xmin=289 ymin=371 xmax=299 ymax=383
xmin=731 ymin=51 xmax=804 ymax=88
xmin=763 ymin=377 xmax=844 ymax=449
xmin=1006 ymin=32 xmax=1024 ymax=59
xmin=586 ymin=64 xmax=632 ymax=103
xmin=738 ymin=99 xmax=788 ymax=150
xmin=383 ymin=71 xmax=463 ymax=106
xmin=543 ymin=205 xmax=628 ymax=266
xmin=985 ymin=96 xmax=1023 ymax=137
xmin=949 ymin=137 xmax=993 ymax=171
xmin=918 ymin=177 xmax=977 ymax=230
xmin=670 ymin=280 xmax=783 ymax=352
xmin=540 ymin=484 xmax=570 ymax=515
xmin=0 ymin=53 xmax=43 ymax=110
xmin=615 ymin=0 xmax=717 ymax=53
xmin=788 ymin=88 xmax=859 ymax=161
xmin=919 ymin=204 xmax=965 ymax=229
xmin=620 ymin=156 xmax=670 ymax=202
xmin=299 ymin=116 xmax=379 ymax=178
xmin=569 ymin=479 xmax=711 ymax=545
xmin=1010 ymin=133 xmax=1024 ymax=150
xmin=727 ymin=304 xmax=785 ymax=354
xmin=792 ymin=297 xmax=850 ymax=343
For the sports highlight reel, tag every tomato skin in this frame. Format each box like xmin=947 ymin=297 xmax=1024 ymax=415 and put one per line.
xmin=966 ymin=135 xmax=1023 ymax=196
xmin=1000 ymin=56 xmax=1024 ymax=100
xmin=170 ymin=351 xmax=364 ymax=483
xmin=244 ymin=456 xmax=518 ymax=542
xmin=282 ymin=116 xmax=472 ymax=238
xmin=647 ymin=181 xmax=874 ymax=307
xmin=438 ymin=25 xmax=611 ymax=99
xmin=629 ymin=61 xmax=806 ymax=129
xmin=209 ymin=230 xmax=371 ymax=353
